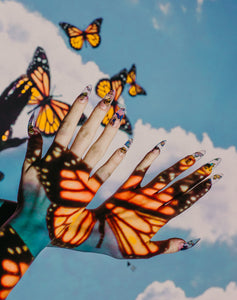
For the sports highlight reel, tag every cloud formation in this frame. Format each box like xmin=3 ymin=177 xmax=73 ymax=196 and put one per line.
xmin=0 ymin=1 xmax=236 ymax=246
xmin=136 ymin=281 xmax=237 ymax=300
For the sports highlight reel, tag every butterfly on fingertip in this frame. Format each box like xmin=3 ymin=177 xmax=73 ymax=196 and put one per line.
xmin=95 ymin=68 xmax=133 ymax=135
xmin=59 ymin=18 xmax=103 ymax=50
xmin=26 ymin=47 xmax=86 ymax=136
xmin=126 ymin=64 xmax=146 ymax=97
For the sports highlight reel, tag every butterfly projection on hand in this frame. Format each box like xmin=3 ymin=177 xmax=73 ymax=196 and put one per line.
xmin=23 ymin=47 xmax=86 ymax=136
xmin=95 ymin=68 xmax=133 ymax=135
xmin=59 ymin=18 xmax=103 ymax=51
xmin=126 ymin=64 xmax=147 ymax=97
xmin=0 ymin=75 xmax=31 ymax=151
xmin=0 ymin=224 xmax=33 ymax=300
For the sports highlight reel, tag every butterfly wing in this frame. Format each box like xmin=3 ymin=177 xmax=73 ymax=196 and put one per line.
xmin=127 ymin=64 xmax=147 ymax=97
xmin=0 ymin=75 xmax=32 ymax=139
xmin=59 ymin=22 xmax=84 ymax=50
xmin=0 ymin=225 xmax=33 ymax=300
xmin=34 ymin=99 xmax=70 ymax=136
xmin=84 ymin=18 xmax=103 ymax=48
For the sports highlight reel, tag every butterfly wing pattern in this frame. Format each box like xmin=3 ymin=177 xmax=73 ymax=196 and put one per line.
xmin=95 ymin=68 xmax=132 ymax=135
xmin=126 ymin=64 xmax=146 ymax=97
xmin=41 ymin=151 xmax=215 ymax=259
xmin=59 ymin=18 xmax=103 ymax=50
xmin=0 ymin=225 xmax=33 ymax=300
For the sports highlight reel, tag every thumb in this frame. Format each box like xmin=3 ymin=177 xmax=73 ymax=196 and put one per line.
xmin=148 ymin=238 xmax=200 ymax=256
xmin=23 ymin=113 xmax=43 ymax=172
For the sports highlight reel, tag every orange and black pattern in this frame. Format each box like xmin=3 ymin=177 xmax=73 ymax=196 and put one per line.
xmin=0 ymin=225 xmax=33 ymax=300
xmin=59 ymin=18 xmax=103 ymax=50
xmin=39 ymin=143 xmax=102 ymax=207
xmin=92 ymin=154 xmax=214 ymax=258
xmin=95 ymin=68 xmax=132 ymax=135
xmin=26 ymin=47 xmax=74 ymax=136
xmin=126 ymin=64 xmax=147 ymax=97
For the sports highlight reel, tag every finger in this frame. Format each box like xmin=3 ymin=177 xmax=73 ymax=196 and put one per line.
xmin=156 ymin=158 xmax=221 ymax=202
xmin=143 ymin=150 xmax=206 ymax=193
xmin=82 ymin=108 xmax=126 ymax=169
xmin=92 ymin=138 xmax=133 ymax=183
xmin=23 ymin=114 xmax=43 ymax=172
xmin=157 ymin=173 xmax=223 ymax=219
xmin=70 ymin=90 xmax=115 ymax=158
xmin=121 ymin=141 xmax=166 ymax=191
xmin=145 ymin=238 xmax=200 ymax=258
xmin=54 ymin=85 xmax=92 ymax=147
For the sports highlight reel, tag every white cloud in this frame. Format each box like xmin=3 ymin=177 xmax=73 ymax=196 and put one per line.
xmin=152 ymin=17 xmax=161 ymax=30
xmin=159 ymin=2 xmax=171 ymax=15
xmin=136 ymin=281 xmax=237 ymax=300
xmin=0 ymin=1 xmax=237 ymax=246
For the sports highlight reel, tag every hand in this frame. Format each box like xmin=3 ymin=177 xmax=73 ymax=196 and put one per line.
xmin=0 ymin=85 xmax=127 ymax=299
xmin=46 ymin=142 xmax=222 ymax=258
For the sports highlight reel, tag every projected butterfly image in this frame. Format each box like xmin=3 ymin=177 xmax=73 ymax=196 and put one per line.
xmin=0 ymin=75 xmax=32 ymax=152
xmin=95 ymin=68 xmax=133 ymax=135
xmin=59 ymin=18 xmax=103 ymax=50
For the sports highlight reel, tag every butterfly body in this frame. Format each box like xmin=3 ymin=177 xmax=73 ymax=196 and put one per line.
xmin=59 ymin=18 xmax=103 ymax=50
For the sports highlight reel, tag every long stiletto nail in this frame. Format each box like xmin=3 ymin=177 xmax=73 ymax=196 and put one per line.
xmin=209 ymin=158 xmax=222 ymax=168
xmin=77 ymin=85 xmax=92 ymax=102
xmin=210 ymin=173 xmax=223 ymax=184
xmin=103 ymin=90 xmax=115 ymax=105
xmin=180 ymin=238 xmax=200 ymax=251
xmin=28 ymin=112 xmax=38 ymax=136
xmin=120 ymin=138 xmax=133 ymax=153
xmin=193 ymin=150 xmax=206 ymax=161
xmin=153 ymin=140 xmax=167 ymax=151
xmin=110 ymin=108 xmax=125 ymax=127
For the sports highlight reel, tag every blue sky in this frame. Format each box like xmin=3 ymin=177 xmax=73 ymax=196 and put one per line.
xmin=0 ymin=0 xmax=237 ymax=299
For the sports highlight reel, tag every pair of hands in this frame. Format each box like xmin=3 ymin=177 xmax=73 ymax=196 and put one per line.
xmin=16 ymin=84 xmax=222 ymax=259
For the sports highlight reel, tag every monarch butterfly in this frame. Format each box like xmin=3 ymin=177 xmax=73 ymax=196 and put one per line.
xmin=126 ymin=64 xmax=146 ymax=97
xmin=59 ymin=18 xmax=103 ymax=50
xmin=95 ymin=68 xmax=132 ymax=135
xmin=0 ymin=225 xmax=33 ymax=300
xmin=44 ymin=152 xmax=214 ymax=258
xmin=26 ymin=47 xmax=86 ymax=136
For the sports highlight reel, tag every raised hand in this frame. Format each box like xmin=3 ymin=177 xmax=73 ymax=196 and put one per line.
xmin=46 ymin=143 xmax=222 ymax=258
xmin=0 ymin=85 xmax=128 ymax=299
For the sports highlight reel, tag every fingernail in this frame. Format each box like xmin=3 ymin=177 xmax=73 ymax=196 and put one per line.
xmin=28 ymin=113 xmax=38 ymax=136
xmin=110 ymin=108 xmax=125 ymax=127
xmin=153 ymin=140 xmax=167 ymax=152
xmin=77 ymin=85 xmax=92 ymax=103
xmin=211 ymin=173 xmax=223 ymax=184
xmin=209 ymin=158 xmax=222 ymax=168
xmin=193 ymin=150 xmax=206 ymax=161
xmin=120 ymin=138 xmax=133 ymax=154
xmin=180 ymin=238 xmax=200 ymax=251
xmin=99 ymin=90 xmax=115 ymax=110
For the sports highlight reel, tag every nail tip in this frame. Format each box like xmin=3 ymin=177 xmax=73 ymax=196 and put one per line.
xmin=180 ymin=238 xmax=200 ymax=251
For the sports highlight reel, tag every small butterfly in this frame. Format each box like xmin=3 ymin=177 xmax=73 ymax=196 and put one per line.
xmin=126 ymin=64 xmax=147 ymax=97
xmin=95 ymin=68 xmax=132 ymax=135
xmin=59 ymin=18 xmax=103 ymax=50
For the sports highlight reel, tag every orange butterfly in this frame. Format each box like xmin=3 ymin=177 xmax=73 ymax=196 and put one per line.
xmin=126 ymin=64 xmax=147 ymax=97
xmin=59 ymin=18 xmax=103 ymax=50
xmin=95 ymin=68 xmax=133 ymax=135
xmin=26 ymin=47 xmax=86 ymax=136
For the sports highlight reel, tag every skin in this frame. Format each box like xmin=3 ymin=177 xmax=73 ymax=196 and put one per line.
xmin=0 ymin=85 xmax=222 ymax=299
